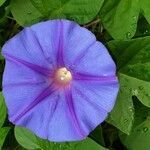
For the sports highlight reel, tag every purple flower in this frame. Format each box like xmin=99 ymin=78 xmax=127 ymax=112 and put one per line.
xmin=2 ymin=20 xmax=119 ymax=142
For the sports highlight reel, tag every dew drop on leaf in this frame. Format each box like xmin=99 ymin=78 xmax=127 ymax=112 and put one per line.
xmin=133 ymin=16 xmax=137 ymax=20
xmin=143 ymin=30 xmax=149 ymax=35
xmin=143 ymin=127 xmax=148 ymax=132
xmin=59 ymin=144 xmax=62 ymax=149
xmin=27 ymin=11 xmax=32 ymax=15
xmin=128 ymin=107 xmax=133 ymax=112
xmin=126 ymin=32 xmax=132 ymax=39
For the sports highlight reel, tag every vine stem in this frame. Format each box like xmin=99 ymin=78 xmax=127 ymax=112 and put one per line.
xmin=83 ymin=19 xmax=100 ymax=28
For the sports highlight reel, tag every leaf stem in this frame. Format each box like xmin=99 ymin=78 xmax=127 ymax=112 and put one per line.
xmin=83 ymin=19 xmax=100 ymax=28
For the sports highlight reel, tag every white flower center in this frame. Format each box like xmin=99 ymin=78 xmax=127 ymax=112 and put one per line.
xmin=54 ymin=67 xmax=72 ymax=85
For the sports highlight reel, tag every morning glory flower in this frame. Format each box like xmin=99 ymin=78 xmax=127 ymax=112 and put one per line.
xmin=2 ymin=20 xmax=119 ymax=142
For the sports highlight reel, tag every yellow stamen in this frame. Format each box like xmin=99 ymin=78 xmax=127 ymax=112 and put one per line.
xmin=54 ymin=67 xmax=72 ymax=85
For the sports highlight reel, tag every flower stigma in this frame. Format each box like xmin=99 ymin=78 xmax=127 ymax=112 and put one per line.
xmin=54 ymin=67 xmax=72 ymax=86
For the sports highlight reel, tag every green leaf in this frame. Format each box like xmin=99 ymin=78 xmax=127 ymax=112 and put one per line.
xmin=107 ymin=36 xmax=150 ymax=134
xmin=15 ymin=126 xmax=107 ymax=150
xmin=140 ymin=0 xmax=150 ymax=24
xmin=119 ymin=98 xmax=150 ymax=149
xmin=0 ymin=46 xmax=4 ymax=60
xmin=107 ymin=74 xmax=134 ymax=134
xmin=10 ymin=0 xmax=104 ymax=26
xmin=10 ymin=0 xmax=43 ymax=26
xmin=100 ymin=0 xmax=150 ymax=39
xmin=108 ymin=36 xmax=150 ymax=107
xmin=0 ymin=92 xmax=7 ymax=128
xmin=100 ymin=0 xmax=140 ymax=39
xmin=121 ymin=117 xmax=150 ymax=150
xmin=0 ymin=127 xmax=10 ymax=149
xmin=0 ymin=0 xmax=5 ymax=6
xmin=15 ymin=126 xmax=41 ymax=149
xmin=0 ymin=53 xmax=4 ymax=60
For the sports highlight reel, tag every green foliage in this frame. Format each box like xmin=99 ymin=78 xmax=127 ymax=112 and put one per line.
xmin=0 ymin=48 xmax=4 ymax=60
xmin=119 ymin=99 xmax=150 ymax=150
xmin=106 ymin=74 xmax=134 ymax=134
xmin=123 ymin=118 xmax=150 ymax=150
xmin=141 ymin=0 xmax=150 ymax=24
xmin=0 ymin=0 xmax=5 ymax=6
xmin=0 ymin=92 xmax=7 ymax=128
xmin=106 ymin=36 xmax=150 ymax=134
xmin=100 ymin=0 xmax=139 ymax=40
xmin=0 ymin=93 xmax=10 ymax=149
xmin=100 ymin=0 xmax=150 ymax=39
xmin=15 ymin=126 xmax=107 ymax=150
xmin=108 ymin=36 xmax=150 ymax=107
xmin=10 ymin=0 xmax=104 ymax=26
xmin=0 ymin=127 xmax=10 ymax=149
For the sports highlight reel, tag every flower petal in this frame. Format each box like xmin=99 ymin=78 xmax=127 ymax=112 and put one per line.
xmin=69 ymin=85 xmax=108 ymax=136
xmin=3 ymin=81 xmax=49 ymax=120
xmin=13 ymin=92 xmax=60 ymax=140
xmin=57 ymin=20 xmax=96 ymax=68
xmin=73 ymin=80 xmax=119 ymax=113
xmin=71 ymin=41 xmax=116 ymax=77
xmin=2 ymin=27 xmax=53 ymax=70
xmin=11 ymin=83 xmax=56 ymax=122
xmin=47 ymin=90 xmax=86 ymax=141
xmin=3 ymin=53 xmax=52 ymax=77
xmin=14 ymin=90 xmax=85 ymax=142
xmin=64 ymin=88 xmax=86 ymax=138
xmin=30 ymin=20 xmax=66 ymax=68
xmin=73 ymin=72 xmax=117 ymax=84
xmin=56 ymin=20 xmax=65 ymax=67
xmin=2 ymin=59 xmax=51 ymax=119
xmin=3 ymin=58 xmax=47 ymax=86
xmin=57 ymin=20 xmax=116 ymax=77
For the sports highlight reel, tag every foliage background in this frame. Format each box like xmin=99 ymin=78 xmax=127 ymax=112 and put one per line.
xmin=0 ymin=0 xmax=150 ymax=149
